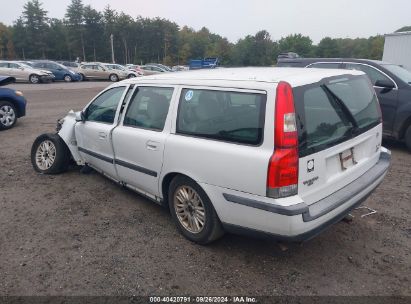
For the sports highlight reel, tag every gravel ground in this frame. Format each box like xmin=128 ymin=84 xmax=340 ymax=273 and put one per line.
xmin=0 ymin=82 xmax=410 ymax=297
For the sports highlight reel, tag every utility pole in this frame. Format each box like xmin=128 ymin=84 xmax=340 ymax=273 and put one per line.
xmin=110 ymin=34 xmax=115 ymax=63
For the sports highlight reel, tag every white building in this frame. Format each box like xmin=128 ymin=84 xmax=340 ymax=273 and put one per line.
xmin=383 ymin=31 xmax=411 ymax=71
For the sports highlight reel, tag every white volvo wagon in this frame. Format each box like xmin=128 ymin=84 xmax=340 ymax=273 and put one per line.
xmin=31 ymin=68 xmax=391 ymax=244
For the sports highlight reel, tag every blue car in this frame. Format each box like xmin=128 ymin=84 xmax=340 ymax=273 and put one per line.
xmin=32 ymin=61 xmax=82 ymax=82
xmin=0 ymin=76 xmax=27 ymax=130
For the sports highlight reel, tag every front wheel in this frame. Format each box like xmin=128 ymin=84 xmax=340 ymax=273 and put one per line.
xmin=64 ymin=75 xmax=73 ymax=82
xmin=29 ymin=74 xmax=40 ymax=84
xmin=31 ymin=133 xmax=71 ymax=174
xmin=169 ymin=176 xmax=224 ymax=244
xmin=0 ymin=101 xmax=17 ymax=130
xmin=405 ymin=125 xmax=411 ymax=152
xmin=109 ymin=74 xmax=119 ymax=82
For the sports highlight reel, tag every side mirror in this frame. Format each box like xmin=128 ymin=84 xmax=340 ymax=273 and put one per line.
xmin=75 ymin=111 xmax=86 ymax=122
xmin=375 ymin=79 xmax=395 ymax=89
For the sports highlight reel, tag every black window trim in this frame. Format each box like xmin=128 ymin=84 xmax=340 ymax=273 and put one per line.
xmin=342 ymin=62 xmax=398 ymax=90
xmin=175 ymin=87 xmax=268 ymax=147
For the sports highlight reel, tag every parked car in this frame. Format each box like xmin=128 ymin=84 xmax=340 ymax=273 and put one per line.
xmin=0 ymin=61 xmax=54 ymax=84
xmin=30 ymin=68 xmax=391 ymax=244
xmin=172 ymin=65 xmax=189 ymax=72
xmin=277 ymin=58 xmax=411 ymax=151
xmin=103 ymin=63 xmax=139 ymax=78
xmin=139 ymin=65 xmax=168 ymax=76
xmin=0 ymin=76 xmax=26 ymax=130
xmin=78 ymin=62 xmax=128 ymax=82
xmin=32 ymin=61 xmax=82 ymax=82
xmin=125 ymin=65 xmax=145 ymax=76
xmin=146 ymin=63 xmax=173 ymax=72
xmin=59 ymin=61 xmax=83 ymax=80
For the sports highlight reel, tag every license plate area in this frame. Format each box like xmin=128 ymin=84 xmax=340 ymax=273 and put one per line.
xmin=339 ymin=147 xmax=358 ymax=171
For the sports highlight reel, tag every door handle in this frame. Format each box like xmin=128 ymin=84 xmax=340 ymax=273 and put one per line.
xmin=146 ymin=140 xmax=159 ymax=151
xmin=98 ymin=132 xmax=107 ymax=140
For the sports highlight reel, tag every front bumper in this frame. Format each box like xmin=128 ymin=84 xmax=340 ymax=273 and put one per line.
xmin=206 ymin=150 xmax=391 ymax=242
xmin=39 ymin=75 xmax=55 ymax=82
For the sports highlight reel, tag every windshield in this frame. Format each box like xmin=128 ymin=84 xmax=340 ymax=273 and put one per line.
xmin=20 ymin=63 xmax=32 ymax=69
xmin=382 ymin=64 xmax=411 ymax=84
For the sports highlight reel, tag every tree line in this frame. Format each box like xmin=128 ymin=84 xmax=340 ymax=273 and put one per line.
xmin=0 ymin=0 xmax=408 ymax=66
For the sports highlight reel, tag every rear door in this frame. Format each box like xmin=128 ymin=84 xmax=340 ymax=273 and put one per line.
xmin=112 ymin=86 xmax=176 ymax=197
xmin=75 ymin=85 xmax=129 ymax=179
xmin=344 ymin=62 xmax=398 ymax=135
xmin=293 ymin=74 xmax=383 ymax=205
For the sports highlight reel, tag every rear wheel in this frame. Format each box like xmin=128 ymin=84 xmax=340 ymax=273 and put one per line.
xmin=405 ymin=125 xmax=411 ymax=152
xmin=168 ymin=176 xmax=224 ymax=244
xmin=0 ymin=101 xmax=17 ymax=130
xmin=127 ymin=74 xmax=136 ymax=79
xmin=109 ymin=74 xmax=119 ymax=82
xmin=29 ymin=74 xmax=40 ymax=84
xmin=31 ymin=133 xmax=71 ymax=174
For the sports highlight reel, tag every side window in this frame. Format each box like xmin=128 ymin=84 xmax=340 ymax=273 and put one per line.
xmin=345 ymin=63 xmax=393 ymax=86
xmin=308 ymin=63 xmax=341 ymax=69
xmin=0 ymin=62 xmax=10 ymax=68
xmin=177 ymin=89 xmax=266 ymax=145
xmin=10 ymin=63 xmax=20 ymax=69
xmin=123 ymin=87 xmax=174 ymax=131
xmin=86 ymin=87 xmax=126 ymax=124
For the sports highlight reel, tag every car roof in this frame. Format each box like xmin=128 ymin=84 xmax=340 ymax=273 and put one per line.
xmin=121 ymin=67 xmax=364 ymax=87
xmin=278 ymin=58 xmax=393 ymax=66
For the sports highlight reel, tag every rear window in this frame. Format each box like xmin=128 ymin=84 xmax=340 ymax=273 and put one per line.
xmin=177 ymin=89 xmax=266 ymax=145
xmin=294 ymin=75 xmax=381 ymax=156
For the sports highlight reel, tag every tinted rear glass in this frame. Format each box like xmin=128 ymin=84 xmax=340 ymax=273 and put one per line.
xmin=177 ymin=89 xmax=266 ymax=145
xmin=294 ymin=75 xmax=381 ymax=156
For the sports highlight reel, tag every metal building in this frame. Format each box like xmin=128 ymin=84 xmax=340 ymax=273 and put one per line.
xmin=383 ymin=31 xmax=411 ymax=71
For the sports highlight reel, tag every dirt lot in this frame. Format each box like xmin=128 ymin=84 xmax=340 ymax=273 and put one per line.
xmin=0 ymin=82 xmax=410 ymax=297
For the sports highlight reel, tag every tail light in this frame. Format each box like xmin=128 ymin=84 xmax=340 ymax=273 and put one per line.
xmin=267 ymin=82 xmax=299 ymax=199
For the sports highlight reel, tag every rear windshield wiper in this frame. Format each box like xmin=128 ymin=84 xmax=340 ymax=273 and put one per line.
xmin=321 ymin=84 xmax=359 ymax=134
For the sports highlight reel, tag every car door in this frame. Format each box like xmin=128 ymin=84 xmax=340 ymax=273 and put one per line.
xmin=344 ymin=63 xmax=398 ymax=135
xmin=75 ymin=85 xmax=129 ymax=179
xmin=10 ymin=63 xmax=25 ymax=81
xmin=112 ymin=86 xmax=176 ymax=197
xmin=96 ymin=65 xmax=108 ymax=79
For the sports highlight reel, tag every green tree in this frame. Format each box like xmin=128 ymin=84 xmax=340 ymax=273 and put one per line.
xmin=278 ymin=34 xmax=313 ymax=57
xmin=21 ymin=0 xmax=49 ymax=58
xmin=0 ymin=23 xmax=15 ymax=59
xmin=395 ymin=26 xmax=411 ymax=32
xmin=65 ymin=0 xmax=85 ymax=61
xmin=316 ymin=37 xmax=339 ymax=57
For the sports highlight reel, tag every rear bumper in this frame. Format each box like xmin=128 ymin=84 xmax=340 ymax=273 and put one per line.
xmin=205 ymin=150 xmax=391 ymax=242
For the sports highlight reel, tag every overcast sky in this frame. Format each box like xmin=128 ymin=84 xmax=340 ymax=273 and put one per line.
xmin=1 ymin=0 xmax=410 ymax=43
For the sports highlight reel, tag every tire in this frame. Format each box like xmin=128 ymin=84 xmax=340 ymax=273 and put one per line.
xmin=0 ymin=101 xmax=17 ymax=130
xmin=64 ymin=75 xmax=73 ymax=82
xmin=31 ymin=133 xmax=71 ymax=174
xmin=109 ymin=74 xmax=119 ymax=82
xmin=29 ymin=74 xmax=40 ymax=84
xmin=80 ymin=74 xmax=86 ymax=81
xmin=127 ymin=74 xmax=136 ymax=79
xmin=168 ymin=175 xmax=224 ymax=244
xmin=405 ymin=125 xmax=411 ymax=152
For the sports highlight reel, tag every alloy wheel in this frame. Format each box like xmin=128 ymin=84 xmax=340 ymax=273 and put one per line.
xmin=0 ymin=105 xmax=16 ymax=127
xmin=35 ymin=140 xmax=57 ymax=170
xmin=173 ymin=186 xmax=206 ymax=234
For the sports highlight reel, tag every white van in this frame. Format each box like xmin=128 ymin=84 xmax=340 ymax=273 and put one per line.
xmin=31 ymin=68 xmax=391 ymax=244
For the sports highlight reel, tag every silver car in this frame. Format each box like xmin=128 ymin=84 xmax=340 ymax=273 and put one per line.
xmin=103 ymin=64 xmax=139 ymax=79
xmin=79 ymin=62 xmax=128 ymax=82
xmin=0 ymin=61 xmax=54 ymax=84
